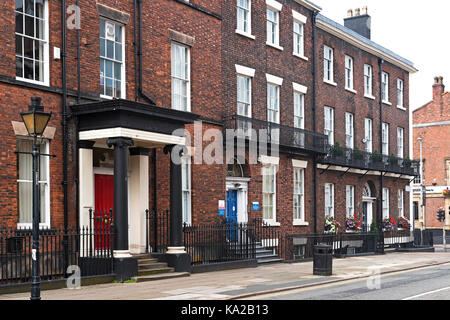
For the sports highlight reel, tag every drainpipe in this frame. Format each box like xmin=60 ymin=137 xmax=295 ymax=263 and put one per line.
xmin=153 ymin=149 xmax=157 ymax=214
xmin=74 ymin=0 xmax=81 ymax=231
xmin=61 ymin=0 xmax=69 ymax=273
xmin=134 ymin=0 xmax=139 ymax=101
xmin=378 ymin=58 xmax=384 ymax=253
xmin=312 ymin=10 xmax=319 ymax=234
xmin=137 ymin=0 xmax=156 ymax=105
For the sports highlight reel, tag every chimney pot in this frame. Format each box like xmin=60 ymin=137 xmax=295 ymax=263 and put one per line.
xmin=362 ymin=6 xmax=368 ymax=15
xmin=433 ymin=76 xmax=445 ymax=102
xmin=355 ymin=8 xmax=360 ymax=16
xmin=347 ymin=9 xmax=353 ymax=18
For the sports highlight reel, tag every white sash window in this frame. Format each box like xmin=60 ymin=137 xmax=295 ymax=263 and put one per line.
xmin=15 ymin=0 xmax=49 ymax=85
xmin=324 ymin=106 xmax=334 ymax=145
xmin=181 ymin=157 xmax=191 ymax=225
xmin=171 ymin=42 xmax=191 ymax=112
xmin=382 ymin=72 xmax=389 ymax=103
xmin=100 ymin=19 xmax=125 ymax=99
xmin=397 ymin=79 xmax=404 ymax=108
xmin=382 ymin=188 xmax=390 ymax=219
xmin=397 ymin=127 xmax=404 ymax=158
xmin=398 ymin=189 xmax=404 ymax=218
xmin=237 ymin=0 xmax=251 ymax=34
xmin=382 ymin=123 xmax=389 ymax=156
xmin=346 ymin=185 xmax=355 ymax=218
xmin=293 ymin=168 xmax=305 ymax=221
xmin=324 ymin=46 xmax=334 ymax=82
xmin=364 ymin=64 xmax=373 ymax=96
xmin=365 ymin=118 xmax=373 ymax=153
xmin=263 ymin=165 xmax=277 ymax=221
xmin=345 ymin=56 xmax=354 ymax=90
xmin=17 ymin=139 xmax=50 ymax=228
xmin=325 ymin=183 xmax=334 ymax=218
xmin=345 ymin=113 xmax=354 ymax=149
xmin=266 ymin=8 xmax=279 ymax=46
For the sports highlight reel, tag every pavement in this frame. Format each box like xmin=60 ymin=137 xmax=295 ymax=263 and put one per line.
xmin=2 ymin=250 xmax=450 ymax=300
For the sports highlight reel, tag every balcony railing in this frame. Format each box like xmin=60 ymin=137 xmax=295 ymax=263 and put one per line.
xmin=321 ymin=144 xmax=419 ymax=176
xmin=224 ymin=115 xmax=328 ymax=155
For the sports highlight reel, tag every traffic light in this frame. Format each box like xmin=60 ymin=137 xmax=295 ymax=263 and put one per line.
xmin=437 ymin=209 xmax=445 ymax=222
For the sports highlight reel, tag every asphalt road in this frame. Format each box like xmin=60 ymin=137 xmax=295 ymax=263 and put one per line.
xmin=245 ymin=263 xmax=450 ymax=300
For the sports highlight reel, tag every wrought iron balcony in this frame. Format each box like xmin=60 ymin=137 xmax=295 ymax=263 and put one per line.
xmin=223 ymin=115 xmax=328 ymax=155
xmin=321 ymin=144 xmax=419 ymax=176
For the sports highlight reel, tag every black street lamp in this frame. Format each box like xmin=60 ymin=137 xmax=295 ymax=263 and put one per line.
xmin=20 ymin=97 xmax=52 ymax=301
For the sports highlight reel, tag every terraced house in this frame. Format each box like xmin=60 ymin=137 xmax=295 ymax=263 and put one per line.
xmin=0 ymin=0 xmax=418 ymax=285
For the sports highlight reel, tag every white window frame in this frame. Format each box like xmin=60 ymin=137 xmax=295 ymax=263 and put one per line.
xmin=345 ymin=55 xmax=354 ymax=92
xmin=398 ymin=189 xmax=404 ymax=218
xmin=397 ymin=127 xmax=404 ymax=159
xmin=365 ymin=118 xmax=373 ymax=153
xmin=236 ymin=0 xmax=254 ymax=39
xmin=323 ymin=46 xmax=335 ymax=85
xmin=293 ymin=16 xmax=306 ymax=60
xmin=266 ymin=6 xmax=282 ymax=50
xmin=346 ymin=185 xmax=355 ymax=218
xmin=397 ymin=79 xmax=404 ymax=109
xmin=324 ymin=106 xmax=334 ymax=145
xmin=17 ymin=139 xmax=51 ymax=229
xmin=181 ymin=156 xmax=191 ymax=225
xmin=364 ymin=64 xmax=374 ymax=98
xmin=382 ymin=122 xmax=389 ymax=156
xmin=345 ymin=112 xmax=354 ymax=149
xmin=294 ymin=91 xmax=305 ymax=129
xmin=293 ymin=167 xmax=305 ymax=224
xmin=267 ymin=83 xmax=280 ymax=124
xmin=382 ymin=72 xmax=390 ymax=104
xmin=382 ymin=188 xmax=390 ymax=220
xmin=171 ymin=42 xmax=191 ymax=112
xmin=15 ymin=0 xmax=50 ymax=86
xmin=262 ymin=164 xmax=277 ymax=224
xmin=100 ymin=19 xmax=126 ymax=99
xmin=325 ymin=183 xmax=334 ymax=218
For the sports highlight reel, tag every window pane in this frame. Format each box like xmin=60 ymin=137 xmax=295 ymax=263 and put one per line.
xmin=105 ymin=78 xmax=113 ymax=96
xmin=16 ymin=56 xmax=23 ymax=78
xmin=100 ymin=38 xmax=105 ymax=57
xmin=106 ymin=40 xmax=114 ymax=59
xmin=105 ymin=60 xmax=113 ymax=78
xmin=15 ymin=12 xmax=23 ymax=34
xmin=114 ymin=80 xmax=121 ymax=98
xmin=100 ymin=20 xmax=105 ymax=38
xmin=35 ymin=0 xmax=44 ymax=19
xmin=15 ymin=35 xmax=23 ymax=56
xmin=24 ymin=58 xmax=33 ymax=79
xmin=25 ymin=0 xmax=34 ymax=15
xmin=25 ymin=15 xmax=34 ymax=37
xmin=15 ymin=0 xmax=24 ymax=12
xmin=23 ymin=37 xmax=33 ymax=58
xmin=115 ymin=24 xmax=122 ymax=43
xmin=36 ymin=18 xmax=44 ymax=40
xmin=115 ymin=43 xmax=122 ymax=61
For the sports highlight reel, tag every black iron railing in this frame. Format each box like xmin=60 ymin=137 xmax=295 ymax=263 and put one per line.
xmin=250 ymin=218 xmax=286 ymax=260
xmin=322 ymin=144 xmax=419 ymax=176
xmin=0 ymin=216 xmax=114 ymax=285
xmin=183 ymin=221 xmax=255 ymax=265
xmin=285 ymin=232 xmax=379 ymax=261
xmin=224 ymin=115 xmax=328 ymax=155
xmin=145 ymin=209 xmax=170 ymax=254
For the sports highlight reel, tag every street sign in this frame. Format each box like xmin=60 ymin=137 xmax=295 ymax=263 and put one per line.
xmin=252 ymin=202 xmax=259 ymax=211
xmin=218 ymin=200 xmax=225 ymax=216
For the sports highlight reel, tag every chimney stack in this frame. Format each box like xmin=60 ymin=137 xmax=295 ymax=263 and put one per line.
xmin=344 ymin=7 xmax=371 ymax=39
xmin=433 ymin=76 xmax=445 ymax=102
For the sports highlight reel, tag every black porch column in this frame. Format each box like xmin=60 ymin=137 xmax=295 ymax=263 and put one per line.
xmin=161 ymin=145 xmax=192 ymax=273
xmin=106 ymin=137 xmax=138 ymax=281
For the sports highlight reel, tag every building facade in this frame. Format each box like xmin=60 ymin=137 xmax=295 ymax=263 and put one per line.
xmin=0 ymin=0 xmax=418 ymax=271
xmin=412 ymin=76 xmax=450 ymax=231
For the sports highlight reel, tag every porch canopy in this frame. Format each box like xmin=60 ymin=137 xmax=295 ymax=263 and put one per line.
xmin=71 ymin=99 xmax=200 ymax=257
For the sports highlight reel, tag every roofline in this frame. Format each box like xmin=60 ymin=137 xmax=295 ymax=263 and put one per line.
xmin=293 ymin=0 xmax=322 ymax=12
xmin=413 ymin=92 xmax=449 ymax=113
xmin=316 ymin=14 xmax=418 ymax=74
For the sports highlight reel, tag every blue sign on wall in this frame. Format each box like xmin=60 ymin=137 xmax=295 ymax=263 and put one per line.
xmin=218 ymin=200 xmax=225 ymax=216
xmin=252 ymin=202 xmax=260 ymax=211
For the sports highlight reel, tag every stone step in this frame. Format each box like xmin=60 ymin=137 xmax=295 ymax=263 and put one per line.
xmin=132 ymin=272 xmax=190 ymax=283
xmin=257 ymin=257 xmax=283 ymax=264
xmin=138 ymin=262 xmax=169 ymax=270
xmin=137 ymin=258 xmax=159 ymax=265
xmin=138 ymin=267 xmax=174 ymax=277
xmin=132 ymin=254 xmax=154 ymax=260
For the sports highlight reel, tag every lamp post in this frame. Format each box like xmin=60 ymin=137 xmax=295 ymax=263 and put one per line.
xmin=20 ymin=97 xmax=52 ymax=301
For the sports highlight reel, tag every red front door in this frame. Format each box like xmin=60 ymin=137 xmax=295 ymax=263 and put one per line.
xmin=94 ymin=174 xmax=114 ymax=250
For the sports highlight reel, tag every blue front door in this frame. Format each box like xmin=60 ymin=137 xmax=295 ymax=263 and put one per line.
xmin=226 ymin=190 xmax=238 ymax=240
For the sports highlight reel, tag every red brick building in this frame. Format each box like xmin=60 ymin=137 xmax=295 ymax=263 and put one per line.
xmin=412 ymin=76 xmax=450 ymax=231
xmin=0 ymin=0 xmax=418 ymax=272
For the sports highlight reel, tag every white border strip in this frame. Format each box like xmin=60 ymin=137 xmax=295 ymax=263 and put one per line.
xmin=293 ymin=82 xmax=308 ymax=94
xmin=266 ymin=0 xmax=282 ymax=11
xmin=235 ymin=64 xmax=256 ymax=77
xmin=266 ymin=73 xmax=284 ymax=86
xmin=292 ymin=10 xmax=307 ymax=24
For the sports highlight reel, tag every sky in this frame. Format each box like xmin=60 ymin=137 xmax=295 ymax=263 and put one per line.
xmin=315 ymin=0 xmax=450 ymax=111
